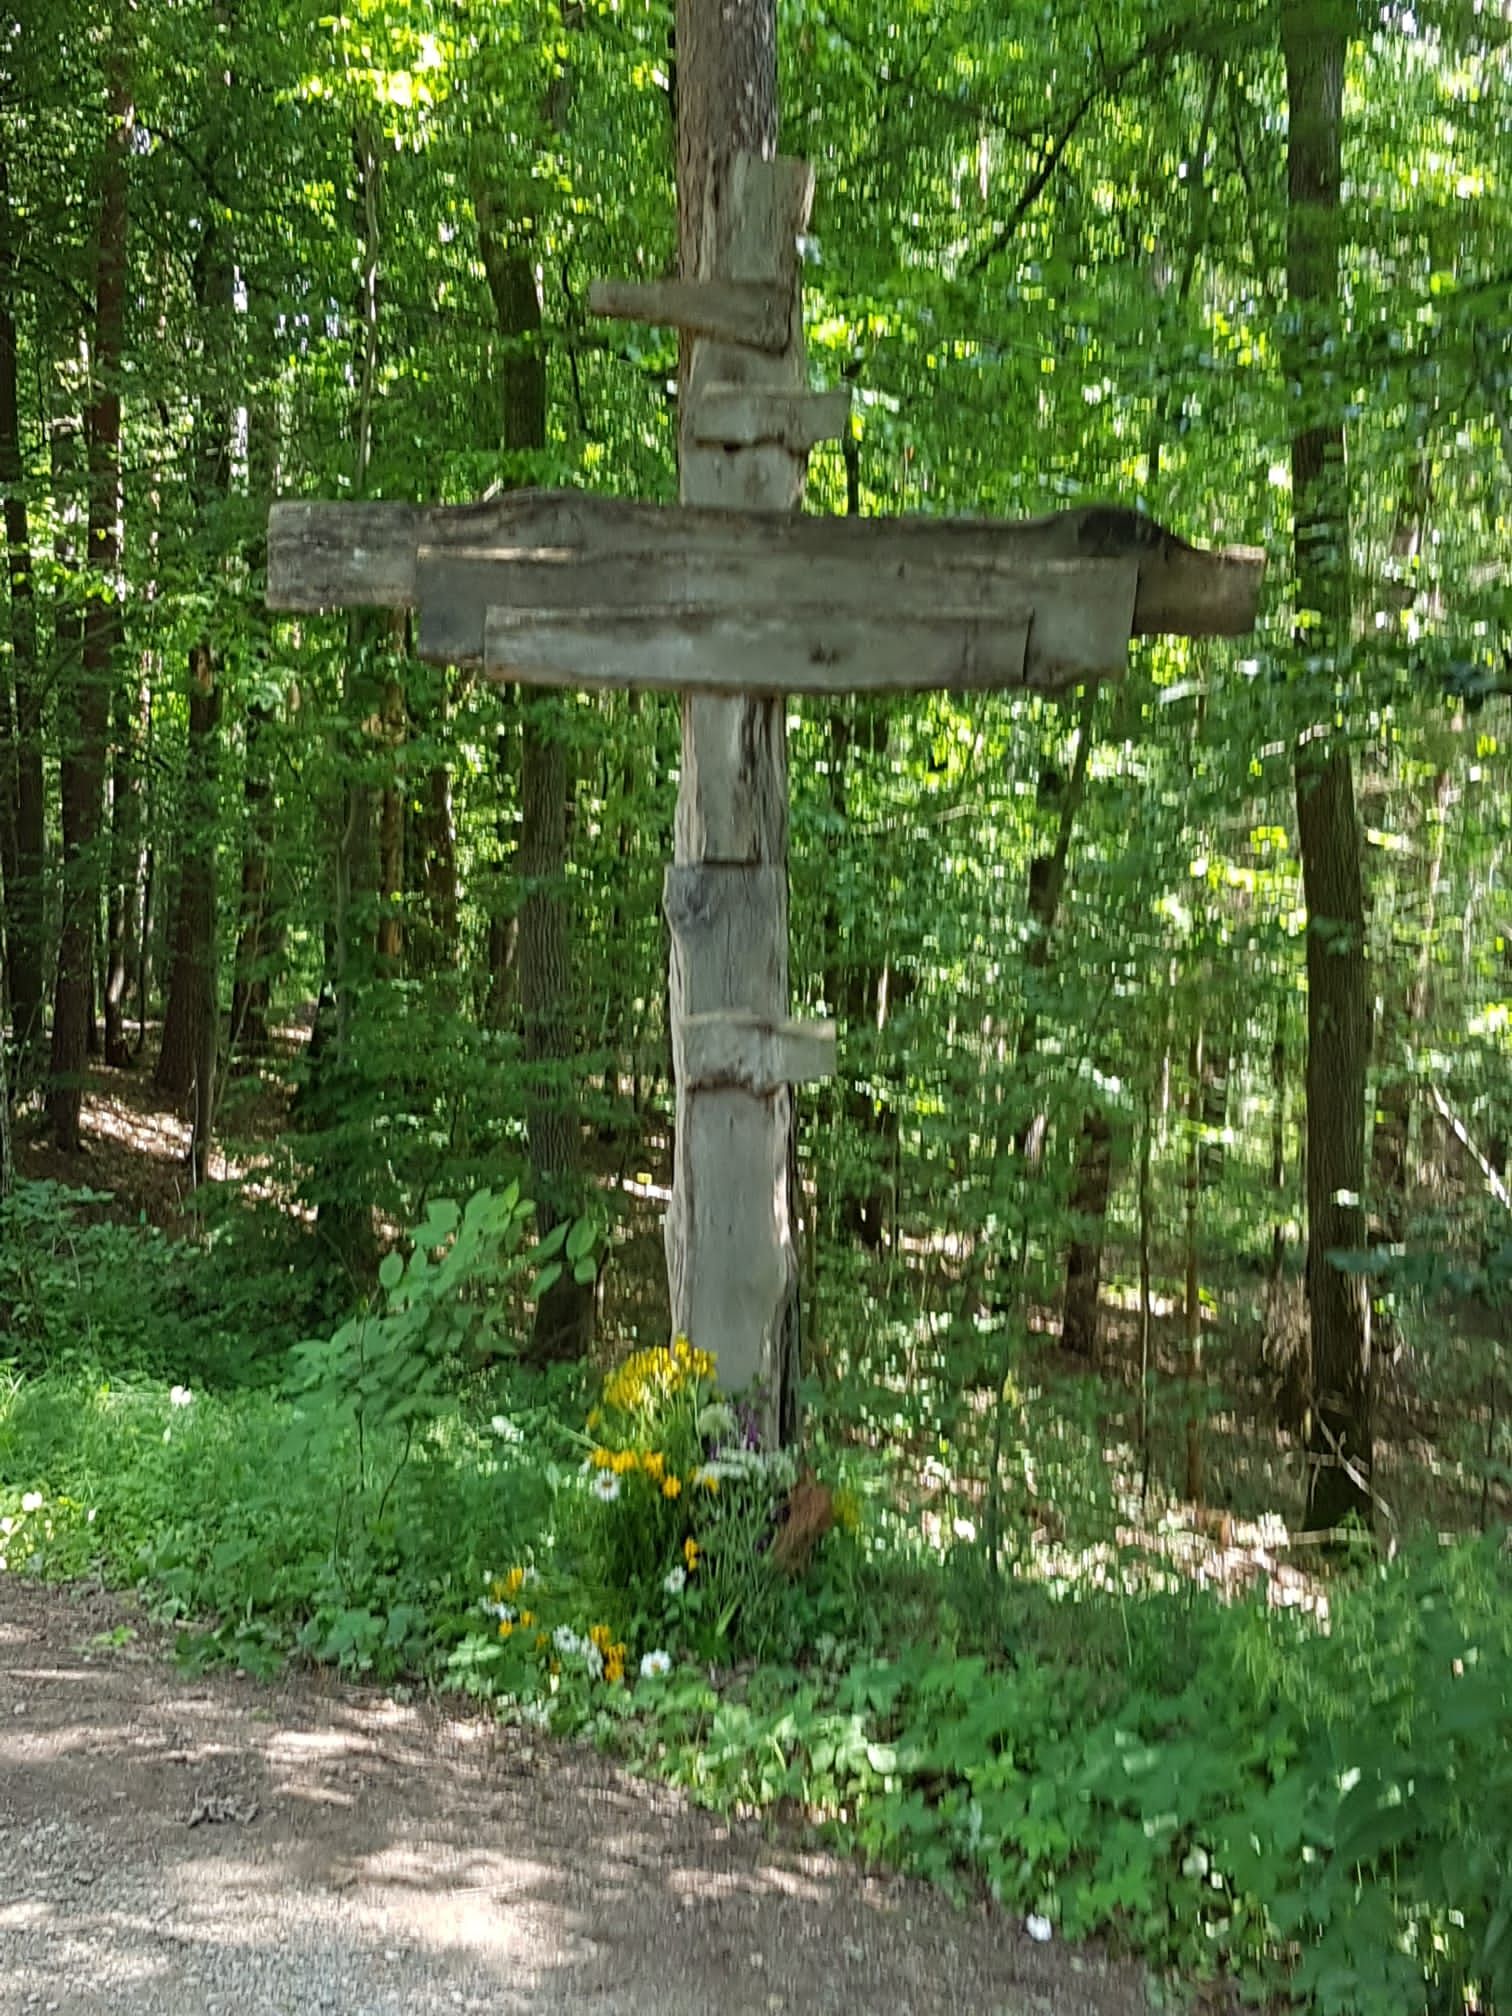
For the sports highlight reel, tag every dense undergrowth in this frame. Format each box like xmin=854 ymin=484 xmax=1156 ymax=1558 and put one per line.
xmin=1 ymin=1176 xmax=1508 ymax=2016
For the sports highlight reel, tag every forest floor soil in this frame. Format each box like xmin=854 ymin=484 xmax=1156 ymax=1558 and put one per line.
xmin=0 ymin=1577 xmax=1157 ymax=2016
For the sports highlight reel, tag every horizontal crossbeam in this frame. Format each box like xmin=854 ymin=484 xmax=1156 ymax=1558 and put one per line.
xmin=267 ymin=491 xmax=1265 ymax=679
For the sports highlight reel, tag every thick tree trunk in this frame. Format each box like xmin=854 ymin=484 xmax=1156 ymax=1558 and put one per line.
xmin=665 ymin=0 xmax=806 ymax=1442
xmin=49 ymin=68 xmax=131 ymax=1150
xmin=155 ymin=649 xmax=221 ymax=1125
xmin=1284 ymin=0 xmax=1374 ymax=1534
xmin=0 ymin=139 xmax=44 ymax=1073
xmin=477 ymin=179 xmax=594 ymax=1365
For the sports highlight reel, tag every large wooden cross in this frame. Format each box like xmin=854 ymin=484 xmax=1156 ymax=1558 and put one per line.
xmin=268 ymin=151 xmax=1263 ymax=1439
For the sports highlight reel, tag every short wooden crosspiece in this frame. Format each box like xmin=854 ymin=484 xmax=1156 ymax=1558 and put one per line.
xmin=268 ymin=150 xmax=1264 ymax=1434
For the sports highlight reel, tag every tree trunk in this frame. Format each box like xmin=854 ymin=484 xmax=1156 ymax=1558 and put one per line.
xmin=477 ymin=175 xmax=594 ymax=1365
xmin=1183 ymin=1025 xmax=1205 ymax=1503
xmin=1370 ymin=762 xmax=1451 ymax=1244
xmin=1061 ymin=1105 xmax=1113 ymax=1359
xmin=155 ymin=648 xmax=221 ymax=1126
xmin=49 ymin=67 xmax=131 ymax=1150
xmin=1284 ymin=0 xmax=1374 ymax=1534
xmin=230 ymin=699 xmax=275 ymax=1056
xmin=102 ymin=671 xmax=146 ymax=1066
xmin=0 ymin=136 xmax=44 ymax=1074
xmin=231 ymin=396 xmax=281 ymax=1059
xmin=665 ymin=0 xmax=807 ymax=1442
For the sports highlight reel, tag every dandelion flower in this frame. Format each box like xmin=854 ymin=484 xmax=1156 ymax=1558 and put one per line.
xmin=169 ymin=1385 xmax=193 ymax=1408
xmin=640 ymin=1649 xmax=672 ymax=1680
xmin=20 ymin=1491 xmax=42 ymax=1514
xmin=592 ymin=1472 xmax=621 ymax=1503
xmin=663 ymin=1566 xmax=686 ymax=1597
xmin=661 ymin=1475 xmax=681 ymax=1500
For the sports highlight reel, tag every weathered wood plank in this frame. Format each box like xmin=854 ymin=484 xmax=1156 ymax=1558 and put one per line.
xmin=588 ymin=277 xmax=792 ymax=352
xmin=267 ymin=499 xmax=424 ymax=610
xmin=271 ymin=487 xmax=1264 ymax=639
xmin=426 ymin=551 xmax=1135 ymax=687
xmin=690 ymin=384 xmax=850 ymax=450
xmin=680 ymin=1011 xmax=836 ymax=1092
xmin=484 ymin=603 xmax=1042 ymax=694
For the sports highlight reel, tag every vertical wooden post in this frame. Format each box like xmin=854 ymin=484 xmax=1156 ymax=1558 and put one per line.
xmin=665 ymin=5 xmax=811 ymax=1439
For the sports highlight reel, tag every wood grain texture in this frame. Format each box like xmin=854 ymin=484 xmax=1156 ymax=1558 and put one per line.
xmin=271 ymin=488 xmax=1263 ymax=639
xmin=680 ymin=1011 xmax=836 ymax=1092
xmin=689 ymin=383 xmax=850 ymax=450
xmin=588 ymin=276 xmax=792 ymax=352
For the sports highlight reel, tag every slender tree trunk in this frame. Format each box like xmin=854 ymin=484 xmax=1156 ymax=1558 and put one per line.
xmin=477 ymin=176 xmax=593 ymax=1365
xmin=0 ymin=137 xmax=44 ymax=1073
xmin=102 ymin=672 xmax=145 ymax=1066
xmin=1269 ymin=990 xmax=1289 ymax=1282
xmin=49 ymin=66 xmax=131 ymax=1150
xmin=230 ymin=699 xmax=275 ymax=1055
xmin=231 ymin=398 xmax=280 ymax=1058
xmin=1284 ymin=0 xmax=1374 ymax=1533
xmin=1370 ymin=762 xmax=1451 ymax=1242
xmin=155 ymin=648 xmax=221 ymax=1120
xmin=1183 ymin=1025 xmax=1205 ymax=1502
xmin=1061 ymin=1106 xmax=1114 ymax=1359
xmin=406 ymin=665 xmax=459 ymax=980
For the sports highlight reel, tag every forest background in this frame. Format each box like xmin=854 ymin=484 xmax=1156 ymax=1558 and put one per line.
xmin=0 ymin=1 xmax=1509 ymax=2011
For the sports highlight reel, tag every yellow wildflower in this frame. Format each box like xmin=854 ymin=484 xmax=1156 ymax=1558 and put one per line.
xmin=586 ymin=1408 xmax=602 ymax=1431
xmin=662 ymin=1475 xmax=681 ymax=1500
xmin=535 ymin=1631 xmax=549 ymax=1651
xmin=683 ymin=1536 xmax=700 ymax=1573
xmin=498 ymin=1619 xmax=514 ymax=1639
xmin=611 ymin=1448 xmax=638 ymax=1475
xmin=590 ymin=1446 xmax=614 ymax=1470
xmin=504 ymin=1566 xmax=527 ymax=1596
xmin=589 ymin=1623 xmax=614 ymax=1654
xmin=519 ymin=1610 xmax=536 ymax=1628
xmin=641 ymin=1450 xmax=665 ymax=1481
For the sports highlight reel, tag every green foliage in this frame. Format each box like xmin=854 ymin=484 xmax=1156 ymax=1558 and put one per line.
xmin=285 ymin=1183 xmax=587 ymax=1481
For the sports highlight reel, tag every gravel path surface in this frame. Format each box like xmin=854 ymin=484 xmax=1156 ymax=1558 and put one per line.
xmin=0 ymin=1580 xmax=1150 ymax=2015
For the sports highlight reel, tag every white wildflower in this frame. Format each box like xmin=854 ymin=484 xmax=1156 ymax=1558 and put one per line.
xmin=490 ymin=1414 xmax=521 ymax=1442
xmin=639 ymin=1649 xmax=672 ymax=1680
xmin=584 ymin=1642 xmax=604 ymax=1680
xmin=695 ymin=1402 xmax=737 ymax=1441
xmin=553 ymin=1626 xmax=584 ymax=1658
xmin=591 ymin=1472 xmax=621 ymax=1503
xmin=169 ymin=1385 xmax=193 ymax=1408
xmin=663 ymin=1566 xmax=687 ymax=1597
xmin=484 ymin=1602 xmax=516 ymax=1624
xmin=1025 ymin=1915 xmax=1053 ymax=1944
xmin=1182 ymin=1846 xmax=1210 ymax=1881
xmin=20 ymin=1492 xmax=42 ymax=1514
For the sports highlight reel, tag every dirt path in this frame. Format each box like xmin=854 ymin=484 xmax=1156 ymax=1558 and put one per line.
xmin=0 ymin=1581 xmax=1151 ymax=2016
